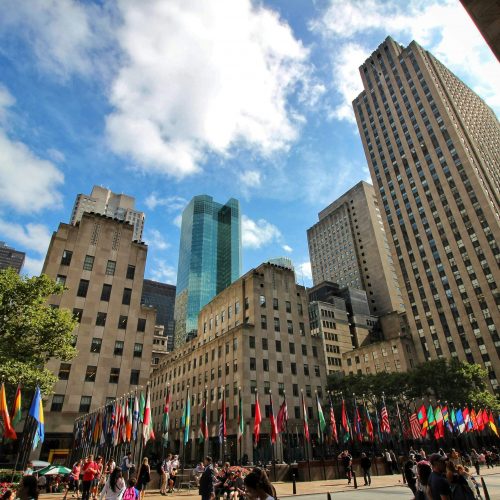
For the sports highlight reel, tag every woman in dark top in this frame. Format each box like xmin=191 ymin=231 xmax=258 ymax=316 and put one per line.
xmin=136 ymin=458 xmax=151 ymax=500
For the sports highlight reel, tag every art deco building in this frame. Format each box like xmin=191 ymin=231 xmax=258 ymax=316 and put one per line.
xmin=307 ymin=181 xmax=404 ymax=315
xmin=353 ymin=37 xmax=500 ymax=391
xmin=173 ymin=195 xmax=241 ymax=348
xmin=71 ymin=186 xmax=145 ymax=241
xmin=150 ymin=262 xmax=325 ymax=464
xmin=0 ymin=241 xmax=25 ymax=273
xmin=41 ymin=212 xmax=156 ymax=457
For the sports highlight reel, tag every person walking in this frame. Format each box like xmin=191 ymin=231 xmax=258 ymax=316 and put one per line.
xmin=384 ymin=449 xmax=393 ymax=474
xmin=99 ymin=467 xmax=125 ymax=500
xmin=159 ymin=458 xmax=169 ymax=495
xmin=198 ymin=456 xmax=215 ymax=500
xmin=65 ymin=460 xmax=82 ymax=500
xmin=82 ymin=455 xmax=99 ymax=500
xmin=471 ymin=449 xmax=481 ymax=476
xmin=17 ymin=475 xmax=39 ymax=500
xmin=428 ymin=453 xmax=452 ymax=500
xmin=136 ymin=458 xmax=151 ymax=500
xmin=360 ymin=453 xmax=372 ymax=486
xmin=121 ymin=453 xmax=135 ymax=481
xmin=338 ymin=450 xmax=353 ymax=485
xmin=91 ymin=456 xmax=104 ymax=500
xmin=404 ymin=455 xmax=417 ymax=496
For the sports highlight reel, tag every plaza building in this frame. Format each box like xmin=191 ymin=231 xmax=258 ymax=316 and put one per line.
xmin=173 ymin=195 xmax=241 ymax=348
xmin=150 ymin=262 xmax=326 ymax=464
xmin=71 ymin=185 xmax=145 ymax=241
xmin=307 ymin=181 xmax=404 ymax=315
xmin=353 ymin=37 xmax=500 ymax=391
xmin=0 ymin=241 xmax=25 ymax=273
xmin=40 ymin=212 xmax=156 ymax=459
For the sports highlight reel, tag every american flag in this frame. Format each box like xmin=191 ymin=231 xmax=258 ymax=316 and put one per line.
xmin=409 ymin=412 xmax=421 ymax=440
xmin=380 ymin=402 xmax=391 ymax=434
xmin=218 ymin=393 xmax=226 ymax=444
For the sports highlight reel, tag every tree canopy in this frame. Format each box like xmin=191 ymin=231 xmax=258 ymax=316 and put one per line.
xmin=0 ymin=268 xmax=77 ymax=395
xmin=327 ymin=358 xmax=500 ymax=410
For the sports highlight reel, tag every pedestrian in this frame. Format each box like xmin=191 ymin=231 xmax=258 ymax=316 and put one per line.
xmin=337 ymin=450 xmax=352 ymax=485
xmin=243 ymin=468 xmax=276 ymax=500
xmin=457 ymin=465 xmax=481 ymax=499
xmin=17 ymin=475 xmax=39 ymax=500
xmin=415 ymin=460 xmax=432 ymax=500
xmin=449 ymin=449 xmax=461 ymax=467
xmin=159 ymin=458 xmax=169 ymax=495
xmin=66 ymin=459 xmax=82 ymax=499
xmin=389 ymin=449 xmax=399 ymax=473
xmin=122 ymin=478 xmax=139 ymax=500
xmin=91 ymin=456 xmax=104 ymax=499
xmin=1 ymin=490 xmax=14 ymax=500
xmin=192 ymin=462 xmax=204 ymax=487
xmin=404 ymin=455 xmax=417 ymax=496
xmin=136 ymin=458 xmax=151 ymax=500
xmin=360 ymin=452 xmax=372 ymax=486
xmin=99 ymin=467 xmax=125 ymax=500
xmin=470 ymin=449 xmax=481 ymax=476
xmin=121 ymin=452 xmax=135 ymax=481
xmin=23 ymin=462 xmax=34 ymax=477
xmin=384 ymin=449 xmax=393 ymax=474
xmin=82 ymin=455 xmax=99 ymax=500
xmin=428 ymin=453 xmax=452 ymax=500
xmin=198 ymin=456 xmax=215 ymax=500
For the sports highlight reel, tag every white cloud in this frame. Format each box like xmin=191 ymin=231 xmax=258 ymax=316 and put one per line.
xmin=296 ymin=261 xmax=312 ymax=285
xmin=23 ymin=256 xmax=46 ymax=277
xmin=106 ymin=0 xmax=311 ymax=178
xmin=145 ymin=229 xmax=170 ymax=251
xmin=312 ymin=0 xmax=500 ymax=121
xmin=241 ymin=214 xmax=282 ymax=249
xmin=240 ymin=170 xmax=262 ymax=189
xmin=149 ymin=259 xmax=177 ymax=284
xmin=282 ymin=244 xmax=293 ymax=253
xmin=46 ymin=148 xmax=66 ymax=163
xmin=0 ymin=218 xmax=52 ymax=254
xmin=144 ymin=193 xmax=187 ymax=212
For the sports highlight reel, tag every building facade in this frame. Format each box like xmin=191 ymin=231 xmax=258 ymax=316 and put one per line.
xmin=307 ymin=181 xmax=404 ymax=315
xmin=173 ymin=195 xmax=241 ymax=348
xmin=0 ymin=241 xmax=25 ymax=273
xmin=150 ymin=262 xmax=326 ymax=463
xmin=142 ymin=279 xmax=176 ymax=351
xmin=71 ymin=186 xmax=145 ymax=241
xmin=353 ymin=37 xmax=500 ymax=391
xmin=41 ymin=212 xmax=156 ymax=457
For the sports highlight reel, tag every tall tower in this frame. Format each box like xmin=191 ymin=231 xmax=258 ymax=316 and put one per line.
xmin=173 ymin=195 xmax=241 ymax=348
xmin=307 ymin=180 xmax=404 ymax=315
xmin=0 ymin=241 xmax=25 ymax=273
xmin=71 ymin=186 xmax=145 ymax=241
xmin=353 ymin=37 xmax=500 ymax=391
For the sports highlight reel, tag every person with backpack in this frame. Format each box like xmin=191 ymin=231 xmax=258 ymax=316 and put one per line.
xmin=121 ymin=453 xmax=134 ymax=481
xmin=122 ymin=479 xmax=139 ymax=500
xmin=99 ymin=467 xmax=125 ymax=500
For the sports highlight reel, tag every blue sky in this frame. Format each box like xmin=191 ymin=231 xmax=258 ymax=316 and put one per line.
xmin=0 ymin=0 xmax=498 ymax=286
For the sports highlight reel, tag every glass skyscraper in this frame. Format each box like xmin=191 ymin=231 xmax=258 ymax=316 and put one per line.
xmin=173 ymin=195 xmax=241 ymax=348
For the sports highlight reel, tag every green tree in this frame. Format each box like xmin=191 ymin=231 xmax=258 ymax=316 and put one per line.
xmin=0 ymin=268 xmax=77 ymax=395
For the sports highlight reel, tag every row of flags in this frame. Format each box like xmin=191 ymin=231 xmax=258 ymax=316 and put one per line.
xmin=0 ymin=383 xmax=44 ymax=449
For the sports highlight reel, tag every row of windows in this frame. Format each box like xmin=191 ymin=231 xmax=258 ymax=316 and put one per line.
xmin=72 ymin=307 xmax=146 ymax=331
xmin=57 ymin=363 xmax=142 ymax=385
xmin=61 ymin=250 xmax=136 ymax=279
xmin=248 ymin=336 xmax=318 ymax=357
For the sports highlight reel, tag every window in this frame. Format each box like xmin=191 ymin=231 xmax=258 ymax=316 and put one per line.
xmin=264 ymin=381 xmax=271 ymax=395
xmin=73 ymin=308 xmax=83 ymax=323
xmin=250 ymin=358 xmax=256 ymax=370
xmin=287 ymin=320 xmax=293 ymax=334
xmin=130 ymin=370 xmax=140 ymax=385
xmin=275 ymin=340 xmax=282 ymax=352
xmin=291 ymin=362 xmax=297 ymax=375
xmin=77 ymin=279 xmax=89 ymax=297
xmin=278 ymin=383 xmax=285 ymax=396
xmin=261 ymin=315 xmax=267 ymax=329
xmin=299 ymin=322 xmax=305 ymax=336
xmin=263 ymin=359 xmax=269 ymax=371
xmin=249 ymin=336 xmax=255 ymax=348
xmin=260 ymin=295 xmax=266 ymax=307
xmin=118 ymin=315 xmax=128 ymax=329
xmin=274 ymin=317 xmax=280 ymax=332
xmin=90 ymin=338 xmax=102 ymax=353
xmin=114 ymin=341 xmax=124 ymax=356
xmin=109 ymin=368 xmax=120 ymax=384
xmin=126 ymin=265 xmax=135 ymax=279
xmin=273 ymin=298 xmax=279 ymax=310
xmin=303 ymin=364 xmax=309 ymax=376
xmin=51 ymin=394 xmax=64 ymax=412
xmin=314 ymin=365 xmax=320 ymax=377
xmin=106 ymin=260 xmax=116 ymax=276
xmin=122 ymin=288 xmax=132 ymax=305
xmin=302 ymin=344 xmax=307 ymax=356
xmin=235 ymin=301 xmax=240 ymax=314
xmin=61 ymin=250 xmax=73 ymax=266
xmin=134 ymin=344 xmax=143 ymax=358
xmin=85 ymin=365 xmax=97 ymax=382
xmin=285 ymin=301 xmax=291 ymax=313
xmin=294 ymin=406 xmax=300 ymax=419
xmin=58 ymin=363 xmax=71 ymax=380
xmin=312 ymin=346 xmax=318 ymax=358
xmin=277 ymin=360 xmax=283 ymax=373
xmin=293 ymin=384 xmax=299 ymax=396
xmin=79 ymin=396 xmax=91 ymax=413
xmin=83 ymin=255 xmax=94 ymax=271
xmin=262 ymin=338 xmax=268 ymax=350
xmin=56 ymin=274 xmax=66 ymax=285
xmin=96 ymin=312 xmax=107 ymax=326
xmin=289 ymin=342 xmax=295 ymax=354
xmin=305 ymin=385 xmax=312 ymax=397
xmin=101 ymin=284 xmax=112 ymax=301
xmin=137 ymin=318 xmax=146 ymax=332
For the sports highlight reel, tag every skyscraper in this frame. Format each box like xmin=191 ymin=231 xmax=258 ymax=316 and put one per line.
xmin=307 ymin=181 xmax=404 ymax=315
xmin=71 ymin=185 xmax=145 ymax=241
xmin=0 ymin=241 xmax=25 ymax=273
xmin=353 ymin=37 xmax=500 ymax=391
xmin=173 ymin=195 xmax=241 ymax=347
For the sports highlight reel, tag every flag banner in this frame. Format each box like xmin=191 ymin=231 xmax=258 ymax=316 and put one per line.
xmin=462 ymin=407 xmax=471 ymax=432
xmin=476 ymin=409 xmax=484 ymax=432
xmin=427 ymin=404 xmax=435 ymax=431
xmin=184 ymin=389 xmax=191 ymax=444
xmin=434 ymin=405 xmax=444 ymax=439
xmin=29 ymin=386 xmax=44 ymax=449
xmin=380 ymin=397 xmax=391 ymax=434
xmin=269 ymin=394 xmax=278 ymax=444
xmin=237 ymin=390 xmax=244 ymax=441
xmin=442 ymin=405 xmax=453 ymax=433
xmin=488 ymin=410 xmax=499 ymax=437
xmin=363 ymin=403 xmax=374 ymax=442
xmin=276 ymin=398 xmax=288 ymax=434
xmin=253 ymin=392 xmax=262 ymax=445
xmin=11 ymin=385 xmax=22 ymax=426
xmin=218 ymin=392 xmax=226 ymax=444
xmin=410 ymin=412 xmax=421 ymax=440
xmin=0 ymin=382 xmax=16 ymax=439
xmin=142 ymin=386 xmax=152 ymax=444
xmin=133 ymin=394 xmax=139 ymax=441
xmin=341 ymin=399 xmax=351 ymax=443
xmin=301 ymin=393 xmax=310 ymax=442
xmin=316 ymin=394 xmax=326 ymax=434
xmin=456 ymin=408 xmax=465 ymax=434
xmin=139 ymin=391 xmax=145 ymax=423
xmin=354 ymin=400 xmax=362 ymax=442
xmin=199 ymin=397 xmax=208 ymax=443
xmin=418 ymin=404 xmax=428 ymax=437
xmin=328 ymin=395 xmax=338 ymax=443
xmin=470 ymin=408 xmax=478 ymax=432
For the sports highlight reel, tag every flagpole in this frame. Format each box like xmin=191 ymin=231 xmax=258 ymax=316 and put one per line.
xmin=301 ymin=390 xmax=311 ymax=482
xmin=238 ymin=387 xmax=242 ymax=465
xmin=316 ymin=391 xmax=326 ymax=481
xmin=182 ymin=384 xmax=189 ymax=474
xmin=284 ymin=390 xmax=291 ymax=465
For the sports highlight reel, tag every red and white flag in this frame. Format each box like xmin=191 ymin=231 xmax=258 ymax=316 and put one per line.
xmin=253 ymin=392 xmax=262 ymax=445
xmin=143 ymin=386 xmax=152 ymax=444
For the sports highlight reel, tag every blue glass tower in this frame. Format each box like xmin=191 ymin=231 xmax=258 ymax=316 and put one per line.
xmin=173 ymin=195 xmax=241 ymax=347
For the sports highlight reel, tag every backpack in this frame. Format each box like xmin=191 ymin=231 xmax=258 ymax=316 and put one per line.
xmin=122 ymin=487 xmax=138 ymax=500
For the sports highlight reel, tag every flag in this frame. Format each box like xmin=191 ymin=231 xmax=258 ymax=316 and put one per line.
xmin=301 ymin=392 xmax=310 ymax=441
xmin=126 ymin=397 xmax=133 ymax=442
xmin=111 ymin=402 xmax=117 ymax=445
xmin=142 ymin=386 xmax=152 ymax=444
xmin=462 ymin=407 xmax=471 ymax=432
xmin=253 ymin=392 xmax=262 ymax=445
xmin=354 ymin=401 xmax=362 ymax=442
xmin=139 ymin=391 xmax=146 ymax=423
xmin=396 ymin=402 xmax=410 ymax=439
xmin=199 ymin=397 xmax=208 ymax=443
xmin=0 ymin=383 xmax=17 ymax=439
xmin=328 ymin=397 xmax=338 ymax=443
xmin=133 ymin=394 xmax=139 ymax=441
xmin=219 ymin=392 xmax=226 ymax=444
xmin=434 ymin=405 xmax=444 ymax=440
xmin=470 ymin=408 xmax=478 ymax=432
xmin=410 ymin=412 xmax=421 ymax=440
xmin=11 ymin=385 xmax=22 ymax=426
xmin=488 ymin=411 xmax=499 ymax=437
xmin=269 ymin=394 xmax=278 ymax=444
xmin=316 ymin=394 xmax=326 ymax=433
xmin=237 ymin=390 xmax=244 ymax=441
xmin=276 ymin=398 xmax=288 ymax=434
xmin=427 ymin=405 xmax=435 ymax=431
xmin=364 ymin=404 xmax=374 ymax=441
xmin=341 ymin=399 xmax=350 ymax=442
xmin=418 ymin=404 xmax=428 ymax=437
xmin=456 ymin=408 xmax=465 ymax=434
xmin=380 ymin=398 xmax=391 ymax=434
xmin=29 ymin=386 xmax=44 ymax=449
xmin=476 ymin=409 xmax=484 ymax=432
xmin=183 ymin=389 xmax=191 ymax=444
xmin=451 ymin=407 xmax=458 ymax=433
xmin=442 ymin=405 xmax=452 ymax=433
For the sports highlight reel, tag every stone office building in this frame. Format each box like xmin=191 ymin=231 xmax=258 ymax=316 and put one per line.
xmin=41 ymin=212 xmax=156 ymax=459
xmin=149 ymin=262 xmax=326 ymax=464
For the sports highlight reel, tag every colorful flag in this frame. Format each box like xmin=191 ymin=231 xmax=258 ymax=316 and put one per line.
xmin=427 ymin=405 xmax=435 ymax=430
xmin=11 ymin=385 xmax=22 ymax=426
xmin=354 ymin=401 xmax=362 ymax=442
xmin=476 ymin=409 xmax=484 ymax=432
xmin=380 ymin=398 xmax=391 ymax=434
xmin=364 ymin=404 xmax=374 ymax=441
xmin=341 ymin=399 xmax=350 ymax=442
xmin=218 ymin=392 xmax=226 ymax=444
xmin=133 ymin=394 xmax=139 ymax=441
xmin=126 ymin=397 xmax=133 ymax=442
xmin=269 ymin=394 xmax=278 ymax=444
xmin=0 ymin=383 xmax=17 ymax=439
xmin=253 ymin=392 xmax=262 ymax=445
xmin=139 ymin=391 xmax=145 ymax=423
xmin=328 ymin=397 xmax=338 ymax=443
xmin=316 ymin=394 xmax=326 ymax=433
xmin=442 ymin=405 xmax=452 ymax=433
xmin=301 ymin=392 xmax=310 ymax=442
xmin=29 ymin=386 xmax=44 ymax=448
xmin=456 ymin=408 xmax=465 ymax=434
xmin=462 ymin=407 xmax=471 ymax=432
xmin=276 ymin=398 xmax=288 ymax=434
xmin=183 ymin=389 xmax=191 ymax=444
xmin=237 ymin=390 xmax=244 ymax=441
xmin=451 ymin=407 xmax=458 ymax=433
xmin=418 ymin=404 xmax=428 ymax=437
xmin=410 ymin=412 xmax=421 ymax=440
xmin=434 ymin=405 xmax=444 ymax=440
xmin=470 ymin=408 xmax=478 ymax=432
xmin=199 ymin=397 xmax=208 ymax=443
xmin=488 ymin=411 xmax=499 ymax=437
xmin=142 ymin=386 xmax=152 ymax=444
